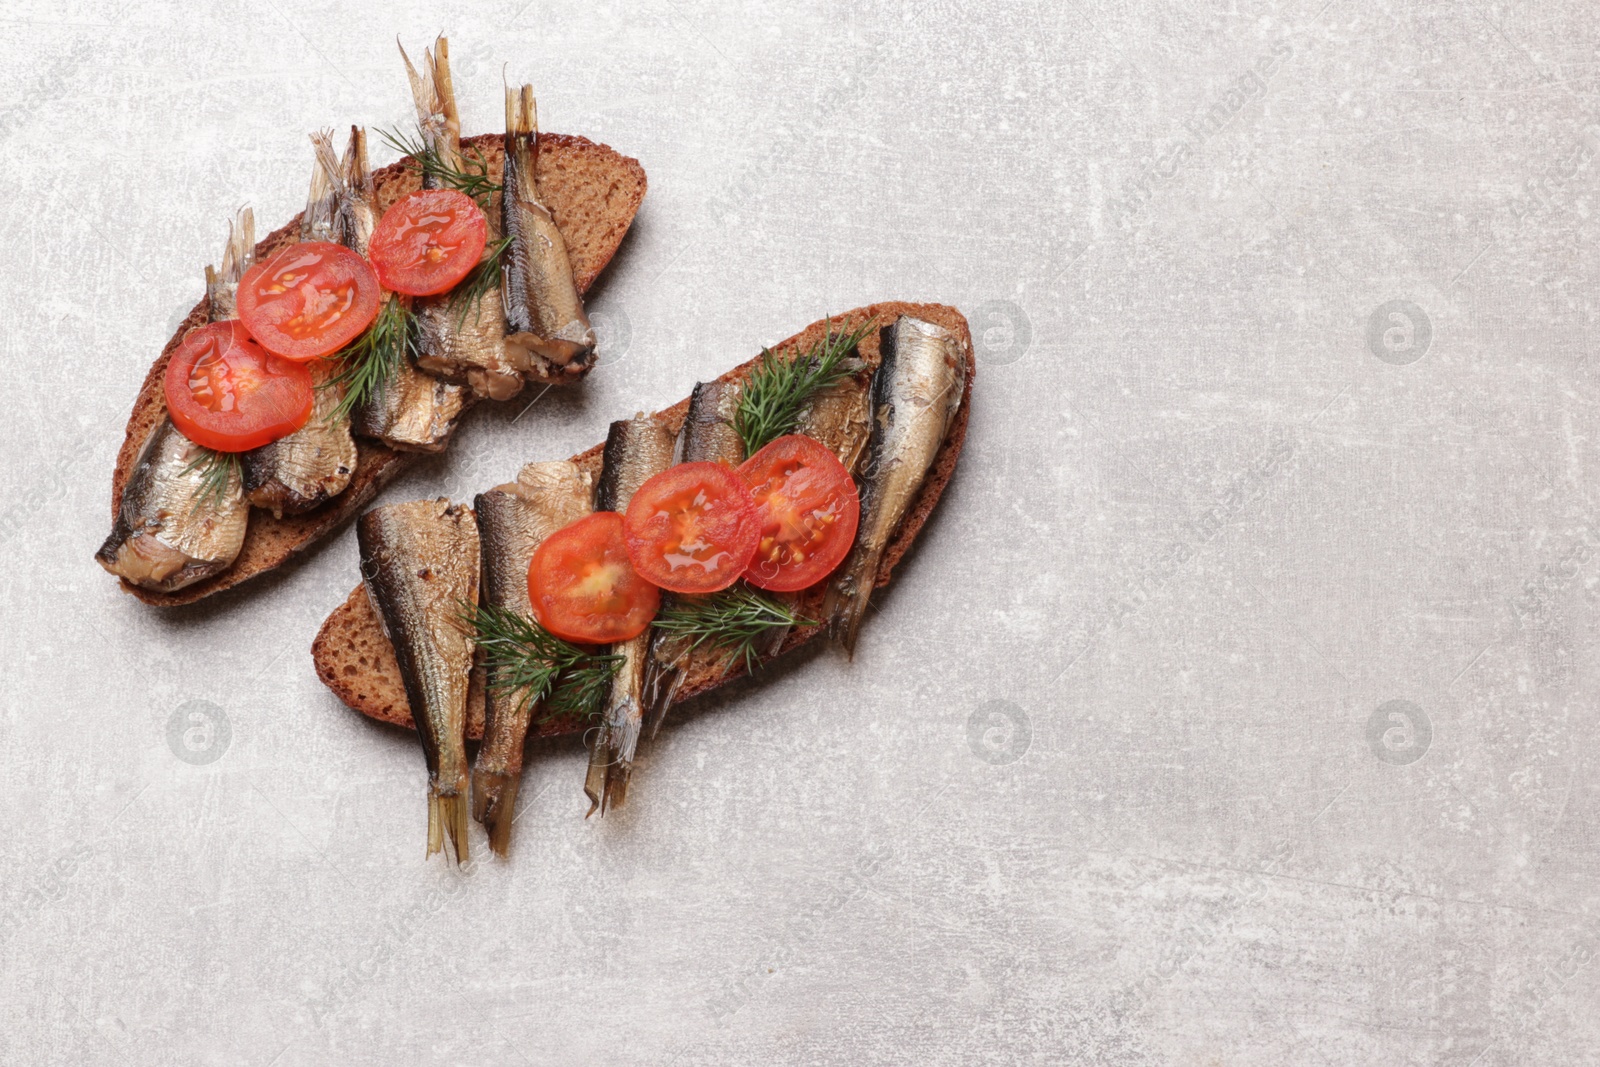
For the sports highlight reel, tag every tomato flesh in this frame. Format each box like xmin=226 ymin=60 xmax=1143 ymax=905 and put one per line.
xmin=738 ymin=434 xmax=861 ymax=592
xmin=236 ymin=241 xmax=380 ymax=361
xmin=528 ymin=512 xmax=660 ymax=644
xmin=623 ymin=462 xmax=760 ymax=594
xmin=163 ymin=321 xmax=314 ymax=452
xmin=368 ymin=188 xmax=488 ymax=296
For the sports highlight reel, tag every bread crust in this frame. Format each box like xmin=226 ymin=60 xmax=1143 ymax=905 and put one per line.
xmin=109 ymin=132 xmax=647 ymax=606
xmin=313 ymin=301 xmax=974 ymax=737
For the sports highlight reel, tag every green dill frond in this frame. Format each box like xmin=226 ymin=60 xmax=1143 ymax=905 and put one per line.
xmin=324 ymin=297 xmax=416 ymax=422
xmin=462 ymin=601 xmax=622 ymax=724
xmin=734 ymin=316 xmax=877 ymax=455
xmin=450 ymin=236 xmax=512 ymax=328
xmin=378 ymin=126 xmax=501 ymax=212
xmin=181 ymin=447 xmax=241 ymax=513
xmin=651 ymin=584 xmax=812 ymax=676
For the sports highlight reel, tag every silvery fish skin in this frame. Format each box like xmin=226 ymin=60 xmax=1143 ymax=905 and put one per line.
xmin=502 ymin=84 xmax=596 ymax=382
xmin=414 ymin=286 xmax=521 ymax=401
xmin=822 ymin=315 xmax=967 ymax=655
xmin=358 ymin=497 xmax=480 ymax=863
xmin=96 ymin=421 xmax=249 ymax=591
xmin=95 ymin=209 xmax=255 ymax=591
xmin=640 ymin=381 xmax=745 ymax=734
xmin=241 ymin=131 xmax=361 ymax=517
xmin=472 ymin=461 xmax=593 ymax=855
xmin=796 ymin=356 xmax=873 ymax=476
xmin=351 ymin=363 xmax=471 ymax=453
xmin=353 ymin=41 xmax=473 ymax=449
xmin=678 ymin=379 xmax=743 ymax=465
xmin=585 ymin=414 xmax=675 ymax=816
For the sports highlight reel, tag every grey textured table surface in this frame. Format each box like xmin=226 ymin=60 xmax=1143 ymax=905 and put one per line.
xmin=6 ymin=0 xmax=1598 ymax=1063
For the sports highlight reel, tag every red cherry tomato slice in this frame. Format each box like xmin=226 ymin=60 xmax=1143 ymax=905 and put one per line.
xmin=236 ymin=241 xmax=380 ymax=361
xmin=622 ymin=462 xmax=761 ymax=594
xmin=367 ymin=188 xmax=488 ymax=296
xmin=528 ymin=512 xmax=661 ymax=644
xmin=163 ymin=321 xmax=314 ymax=453
xmin=737 ymin=434 xmax=861 ymax=592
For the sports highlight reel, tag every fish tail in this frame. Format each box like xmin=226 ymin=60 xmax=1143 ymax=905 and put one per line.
xmin=431 ymin=37 xmax=460 ymax=137
xmin=641 ymin=660 xmax=682 ymax=740
xmin=583 ymin=740 xmax=610 ymax=817
xmin=641 ymin=628 xmax=687 ymax=739
xmin=302 ymin=130 xmax=338 ymax=241
xmin=503 ymin=84 xmax=538 ymax=202
xmin=400 ymin=36 xmax=461 ymax=173
xmin=584 ymin=691 xmax=645 ymax=817
xmin=604 ymin=768 xmax=631 ymax=812
xmin=822 ymin=548 xmax=881 ymax=659
xmin=342 ymin=125 xmax=372 ymax=196
xmin=427 ymin=783 xmax=470 ymax=863
xmin=471 ymin=769 xmax=519 ymax=857
xmin=310 ymin=128 xmax=342 ymax=194
xmin=206 ymin=206 xmax=256 ymax=321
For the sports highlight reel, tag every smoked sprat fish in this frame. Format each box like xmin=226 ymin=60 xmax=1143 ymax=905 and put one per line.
xmin=585 ymin=414 xmax=676 ymax=815
xmin=241 ymin=132 xmax=360 ymax=517
xmin=640 ymin=380 xmax=745 ymax=733
xmin=95 ymin=210 xmax=255 ymax=591
xmin=822 ymin=315 xmax=967 ymax=655
xmin=502 ymin=83 xmax=596 ymax=381
xmin=398 ymin=37 xmax=524 ymax=402
xmin=472 ymin=461 xmax=594 ymax=855
xmin=353 ymin=40 xmax=473 ymax=450
xmin=358 ymin=498 xmax=480 ymax=862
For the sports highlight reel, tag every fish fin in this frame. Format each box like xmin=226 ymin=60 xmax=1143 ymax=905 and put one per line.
xmin=471 ymin=769 xmax=518 ymax=857
xmin=427 ymin=786 xmax=470 ymax=863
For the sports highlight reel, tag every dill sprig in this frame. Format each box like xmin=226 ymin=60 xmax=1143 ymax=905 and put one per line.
xmin=451 ymin=235 xmax=512 ymax=328
xmin=651 ymin=584 xmax=812 ymax=676
xmin=463 ymin=601 xmax=623 ymax=724
xmin=378 ymin=126 xmax=501 ymax=212
xmin=324 ymin=297 xmax=416 ymax=421
xmin=734 ymin=317 xmax=877 ymax=455
xmin=181 ymin=447 xmax=242 ymax=513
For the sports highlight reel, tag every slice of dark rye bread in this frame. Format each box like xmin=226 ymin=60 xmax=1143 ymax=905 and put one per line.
xmin=313 ymin=301 xmax=974 ymax=740
xmin=109 ymin=132 xmax=647 ymax=607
